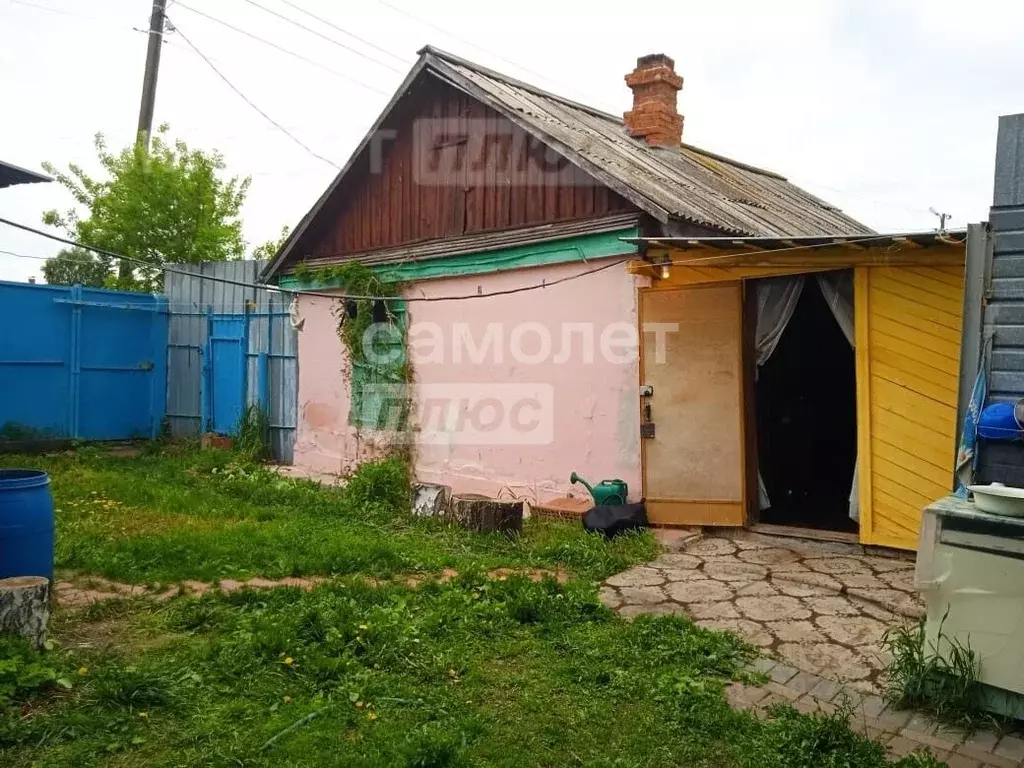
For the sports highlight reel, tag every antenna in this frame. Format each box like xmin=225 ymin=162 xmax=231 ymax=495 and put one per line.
xmin=928 ymin=207 xmax=951 ymax=234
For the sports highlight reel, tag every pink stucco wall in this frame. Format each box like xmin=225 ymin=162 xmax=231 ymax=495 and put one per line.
xmin=292 ymin=259 xmax=646 ymax=504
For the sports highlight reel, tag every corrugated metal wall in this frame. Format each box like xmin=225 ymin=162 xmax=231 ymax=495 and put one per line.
xmin=164 ymin=261 xmax=297 ymax=462
xmin=979 ymin=114 xmax=1024 ymax=486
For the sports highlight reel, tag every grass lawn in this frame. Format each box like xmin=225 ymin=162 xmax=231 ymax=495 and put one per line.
xmin=0 ymin=446 xmax=944 ymax=767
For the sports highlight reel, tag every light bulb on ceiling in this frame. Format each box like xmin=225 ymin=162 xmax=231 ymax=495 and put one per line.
xmin=660 ymin=263 xmax=671 ymax=280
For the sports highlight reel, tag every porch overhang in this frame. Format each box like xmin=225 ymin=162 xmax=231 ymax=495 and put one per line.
xmin=624 ymin=230 xmax=968 ymax=279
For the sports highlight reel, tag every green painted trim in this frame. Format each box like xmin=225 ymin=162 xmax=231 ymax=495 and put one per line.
xmin=278 ymin=226 xmax=639 ymax=290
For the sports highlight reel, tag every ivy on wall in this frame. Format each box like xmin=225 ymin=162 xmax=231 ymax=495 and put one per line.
xmin=292 ymin=262 xmax=411 ymax=432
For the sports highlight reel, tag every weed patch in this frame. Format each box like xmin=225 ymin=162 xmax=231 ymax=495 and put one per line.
xmin=0 ymin=638 xmax=72 ymax=709
xmin=881 ymin=616 xmax=998 ymax=732
xmin=0 ymin=447 xmax=657 ymax=584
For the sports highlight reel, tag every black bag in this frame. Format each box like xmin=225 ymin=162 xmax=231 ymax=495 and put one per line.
xmin=582 ymin=502 xmax=648 ymax=538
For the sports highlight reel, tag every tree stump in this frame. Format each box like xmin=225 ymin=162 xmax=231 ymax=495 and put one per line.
xmin=447 ymin=494 xmax=523 ymax=535
xmin=412 ymin=483 xmax=450 ymax=518
xmin=0 ymin=577 xmax=51 ymax=649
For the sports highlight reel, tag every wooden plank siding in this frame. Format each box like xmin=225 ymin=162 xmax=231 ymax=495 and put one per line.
xmin=858 ymin=265 xmax=965 ymax=550
xmin=300 ymin=78 xmax=634 ymax=260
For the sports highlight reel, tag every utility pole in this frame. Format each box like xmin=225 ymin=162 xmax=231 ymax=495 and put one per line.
xmin=126 ymin=0 xmax=166 ymax=284
xmin=136 ymin=0 xmax=167 ymax=147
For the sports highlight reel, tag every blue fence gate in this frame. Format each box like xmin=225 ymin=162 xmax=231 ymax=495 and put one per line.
xmin=0 ymin=281 xmax=168 ymax=441
xmin=165 ymin=261 xmax=297 ymax=462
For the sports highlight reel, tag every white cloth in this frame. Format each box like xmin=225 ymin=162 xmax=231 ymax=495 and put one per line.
xmin=755 ymin=276 xmax=805 ymax=509
xmin=755 ymin=276 xmax=805 ymax=367
xmin=816 ymin=271 xmax=858 ymax=521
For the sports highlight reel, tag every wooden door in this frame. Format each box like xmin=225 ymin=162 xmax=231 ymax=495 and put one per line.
xmin=640 ymin=284 xmax=747 ymax=526
xmin=856 ymin=265 xmax=964 ymax=550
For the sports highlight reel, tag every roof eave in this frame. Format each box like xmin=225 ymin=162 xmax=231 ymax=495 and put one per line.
xmin=0 ymin=160 xmax=52 ymax=188
xmin=624 ymin=229 xmax=968 ymax=252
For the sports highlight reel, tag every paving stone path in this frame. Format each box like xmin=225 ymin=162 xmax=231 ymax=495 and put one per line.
xmin=55 ymin=567 xmax=569 ymax=609
xmin=736 ymin=658 xmax=1024 ymax=767
xmin=600 ymin=533 xmax=923 ymax=694
xmin=602 ymin=534 xmax=1024 ymax=765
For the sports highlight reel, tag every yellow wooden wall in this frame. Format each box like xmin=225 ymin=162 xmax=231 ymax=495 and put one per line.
xmin=856 ymin=265 xmax=965 ymax=550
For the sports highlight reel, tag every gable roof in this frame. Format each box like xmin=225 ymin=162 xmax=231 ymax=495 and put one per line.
xmin=0 ymin=160 xmax=51 ymax=189
xmin=264 ymin=46 xmax=870 ymax=280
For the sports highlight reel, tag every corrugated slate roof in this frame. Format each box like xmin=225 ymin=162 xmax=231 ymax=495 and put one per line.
xmin=263 ymin=47 xmax=869 ymax=279
xmin=299 ymin=213 xmax=641 ymax=271
xmin=425 ymin=47 xmax=869 ymax=238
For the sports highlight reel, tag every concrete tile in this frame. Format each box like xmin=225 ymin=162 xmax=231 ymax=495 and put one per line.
xmin=791 ymin=695 xmax=821 ymax=715
xmin=874 ymin=707 xmax=913 ymax=732
xmin=974 ymin=756 xmax=1019 ymax=768
xmin=859 ymin=694 xmax=887 ymax=718
xmin=786 ymin=671 xmax=824 ymax=696
xmin=899 ymin=722 xmax=961 ymax=753
xmin=808 ymin=677 xmax=845 ymax=703
xmin=886 ymin=735 xmax=924 ymax=758
xmin=933 ymin=724 xmax=970 ymax=746
xmin=750 ymin=657 xmax=777 ymax=676
xmin=904 ymin=712 xmax=939 ymax=735
xmin=863 ymin=725 xmax=894 ymax=744
xmin=767 ymin=662 xmax=799 ymax=685
xmin=956 ymin=742 xmax=1017 ymax=768
xmin=943 ymin=752 xmax=983 ymax=768
xmin=763 ymin=682 xmax=801 ymax=701
xmin=960 ymin=729 xmax=1000 ymax=754
xmin=992 ymin=734 xmax=1024 ymax=762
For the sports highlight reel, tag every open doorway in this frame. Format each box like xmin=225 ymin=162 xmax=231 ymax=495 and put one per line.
xmin=754 ymin=274 xmax=857 ymax=533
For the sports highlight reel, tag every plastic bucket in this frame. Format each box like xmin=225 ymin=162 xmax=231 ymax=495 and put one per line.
xmin=0 ymin=469 xmax=54 ymax=581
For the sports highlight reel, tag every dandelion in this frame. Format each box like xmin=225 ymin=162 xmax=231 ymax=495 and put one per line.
xmin=367 ymin=712 xmax=377 ymax=721
xmin=283 ymin=657 xmax=294 ymax=666
xmin=77 ymin=666 xmax=88 ymax=676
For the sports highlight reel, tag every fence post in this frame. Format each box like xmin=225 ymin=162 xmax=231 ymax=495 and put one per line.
xmin=200 ymin=306 xmax=212 ymax=433
xmin=241 ymin=301 xmax=251 ymax=421
xmin=68 ymin=284 xmax=82 ymax=439
xmin=151 ymin=296 xmax=169 ymax=439
xmin=258 ymin=352 xmax=269 ymax=413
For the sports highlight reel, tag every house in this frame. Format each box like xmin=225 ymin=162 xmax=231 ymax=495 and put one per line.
xmin=0 ymin=159 xmax=51 ymax=189
xmin=263 ymin=47 xmax=968 ymax=551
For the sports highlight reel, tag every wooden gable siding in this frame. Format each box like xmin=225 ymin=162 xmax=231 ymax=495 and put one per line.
xmin=301 ymin=79 xmax=635 ymax=260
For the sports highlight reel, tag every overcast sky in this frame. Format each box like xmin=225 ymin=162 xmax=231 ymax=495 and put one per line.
xmin=2 ymin=0 xmax=1023 ymax=283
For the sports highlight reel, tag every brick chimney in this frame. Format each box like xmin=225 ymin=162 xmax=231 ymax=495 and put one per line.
xmin=623 ymin=54 xmax=684 ymax=147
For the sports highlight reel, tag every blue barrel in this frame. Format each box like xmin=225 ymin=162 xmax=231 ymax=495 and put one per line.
xmin=0 ymin=470 xmax=54 ymax=582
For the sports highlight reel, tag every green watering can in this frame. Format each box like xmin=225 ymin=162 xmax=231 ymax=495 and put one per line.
xmin=570 ymin=472 xmax=628 ymax=506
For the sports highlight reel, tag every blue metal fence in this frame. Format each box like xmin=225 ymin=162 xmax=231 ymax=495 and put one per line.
xmin=164 ymin=261 xmax=297 ymax=461
xmin=0 ymin=280 xmax=168 ymax=441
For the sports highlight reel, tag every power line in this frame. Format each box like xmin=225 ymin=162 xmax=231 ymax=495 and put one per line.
xmin=0 ymin=248 xmax=52 ymax=261
xmin=172 ymin=1 xmax=389 ymax=95
xmin=0 ymin=216 xmax=636 ymax=303
xmin=373 ymin=0 xmax=601 ymax=106
xmin=2 ymin=214 xmax=937 ymax=303
xmin=238 ymin=0 xmax=405 ymax=74
xmin=171 ymin=21 xmax=342 ymax=170
xmin=274 ymin=0 xmax=410 ymax=66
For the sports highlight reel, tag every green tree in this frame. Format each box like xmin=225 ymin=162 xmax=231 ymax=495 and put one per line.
xmin=40 ymin=247 xmax=112 ymax=288
xmin=251 ymin=225 xmax=291 ymax=263
xmin=42 ymin=125 xmax=251 ymax=292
